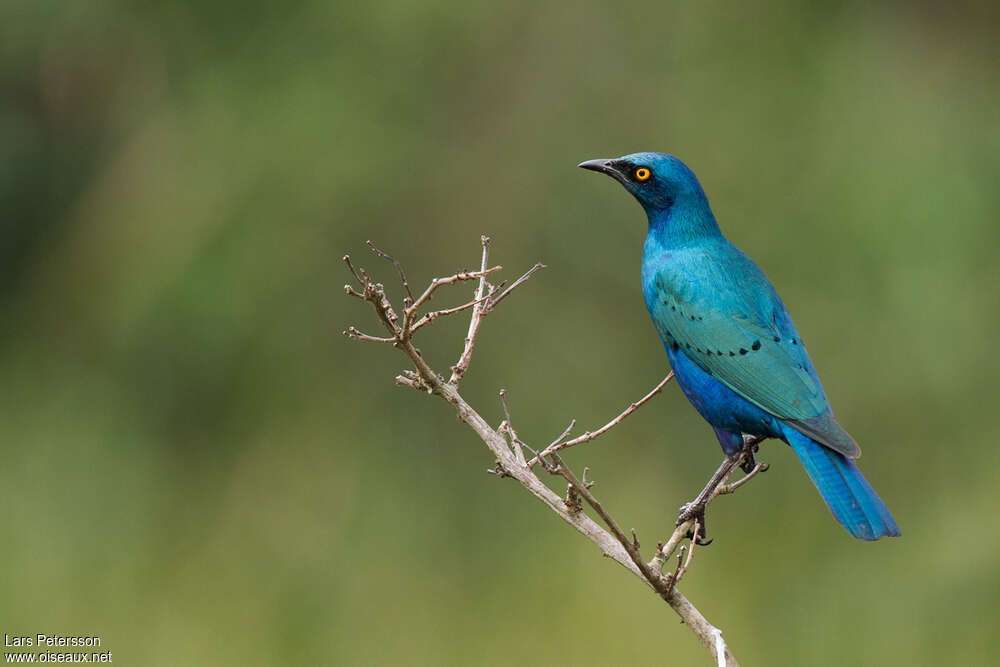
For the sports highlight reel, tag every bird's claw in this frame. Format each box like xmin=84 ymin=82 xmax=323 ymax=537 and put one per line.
xmin=676 ymin=502 xmax=712 ymax=545
xmin=740 ymin=435 xmax=763 ymax=474
xmin=740 ymin=448 xmax=757 ymax=474
xmin=689 ymin=531 xmax=713 ymax=546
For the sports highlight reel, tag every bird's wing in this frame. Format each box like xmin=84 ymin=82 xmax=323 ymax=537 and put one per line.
xmin=648 ymin=251 xmax=860 ymax=459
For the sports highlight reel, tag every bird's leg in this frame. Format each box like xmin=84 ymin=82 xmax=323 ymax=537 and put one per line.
xmin=676 ymin=454 xmax=741 ymax=545
xmin=677 ymin=436 xmax=764 ymax=544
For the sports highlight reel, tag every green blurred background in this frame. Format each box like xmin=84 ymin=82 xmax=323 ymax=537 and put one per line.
xmin=2 ymin=1 xmax=998 ymax=664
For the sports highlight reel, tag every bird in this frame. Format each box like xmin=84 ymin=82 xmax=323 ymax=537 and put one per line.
xmin=579 ymin=152 xmax=900 ymax=542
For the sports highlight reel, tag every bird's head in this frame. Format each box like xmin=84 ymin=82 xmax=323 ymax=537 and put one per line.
xmin=578 ymin=152 xmax=705 ymax=215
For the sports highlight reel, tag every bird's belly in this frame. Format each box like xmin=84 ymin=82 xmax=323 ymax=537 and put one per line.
xmin=665 ymin=344 xmax=782 ymax=438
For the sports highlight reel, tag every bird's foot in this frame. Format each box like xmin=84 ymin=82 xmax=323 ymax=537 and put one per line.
xmin=740 ymin=435 xmax=765 ymax=474
xmin=676 ymin=501 xmax=712 ymax=546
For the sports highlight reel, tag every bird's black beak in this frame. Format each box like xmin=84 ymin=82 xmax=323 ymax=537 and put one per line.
xmin=578 ymin=158 xmax=614 ymax=174
xmin=579 ymin=158 xmax=629 ymax=186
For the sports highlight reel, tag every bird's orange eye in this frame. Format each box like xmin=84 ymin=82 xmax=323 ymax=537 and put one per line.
xmin=635 ymin=167 xmax=651 ymax=181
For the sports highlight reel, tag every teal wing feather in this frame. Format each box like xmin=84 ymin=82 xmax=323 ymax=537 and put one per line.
xmin=646 ymin=242 xmax=861 ymax=458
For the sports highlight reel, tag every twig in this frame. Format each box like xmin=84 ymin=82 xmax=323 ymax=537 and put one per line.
xmin=667 ymin=544 xmax=687 ymax=595
xmin=343 ymin=254 xmax=364 ymax=286
xmin=343 ymin=327 xmax=395 ymax=343
xmin=366 ymin=241 xmax=414 ymax=304
xmin=716 ymin=461 xmax=769 ymax=496
xmin=410 ymin=293 xmax=492 ymax=334
xmin=498 ymin=389 xmax=527 ymax=466
xmin=406 ymin=265 xmax=502 ymax=318
xmin=548 ymin=420 xmax=577 ymax=450
xmin=675 ymin=520 xmax=699 ymax=583
xmin=485 ymin=263 xmax=546 ymax=312
xmin=527 ymin=372 xmax=674 ymax=468
xmin=547 ymin=451 xmax=649 ymax=573
xmin=449 ymin=236 xmax=491 ymax=385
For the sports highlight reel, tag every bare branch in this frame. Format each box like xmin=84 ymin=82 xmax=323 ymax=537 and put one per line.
xmin=540 ymin=451 xmax=736 ymax=664
xmin=343 ymin=254 xmax=364 ymax=286
xmin=527 ymin=372 xmax=674 ymax=468
xmin=366 ymin=240 xmax=414 ymax=304
xmin=485 ymin=263 xmax=546 ymax=312
xmin=548 ymin=419 xmax=577 ymax=450
xmin=671 ymin=520 xmax=700 ymax=591
xmin=667 ymin=544 xmax=687 ymax=595
xmin=343 ymin=239 xmax=741 ymax=667
xmin=410 ymin=293 xmax=492 ymax=334
xmin=716 ymin=461 xmax=769 ymax=496
xmin=344 ymin=327 xmax=395 ymax=343
xmin=449 ymin=236 xmax=492 ymax=385
xmin=498 ymin=389 xmax=526 ymax=466
xmin=546 ymin=451 xmax=648 ymax=572
xmin=395 ymin=374 xmax=419 ymax=389
xmin=370 ymin=283 xmax=402 ymax=336
xmin=407 ymin=265 xmax=502 ymax=317
xmin=650 ymin=524 xmax=691 ymax=572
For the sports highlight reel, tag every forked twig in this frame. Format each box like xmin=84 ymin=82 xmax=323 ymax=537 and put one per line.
xmin=411 ymin=293 xmax=492 ymax=334
xmin=366 ymin=240 xmax=414 ymax=303
xmin=343 ymin=254 xmax=364 ymax=286
xmin=407 ymin=265 xmax=502 ymax=318
xmin=527 ymin=372 xmax=675 ymax=468
xmin=499 ymin=389 xmax=527 ymax=466
xmin=449 ymin=236 xmax=492 ymax=385
xmin=548 ymin=420 xmax=577 ymax=449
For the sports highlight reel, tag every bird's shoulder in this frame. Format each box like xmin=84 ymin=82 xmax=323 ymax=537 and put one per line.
xmin=643 ymin=238 xmax=778 ymax=324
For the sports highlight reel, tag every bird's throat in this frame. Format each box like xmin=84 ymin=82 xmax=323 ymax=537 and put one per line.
xmin=644 ymin=197 xmax=722 ymax=250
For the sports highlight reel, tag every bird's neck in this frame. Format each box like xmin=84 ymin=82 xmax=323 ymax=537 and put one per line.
xmin=643 ymin=195 xmax=722 ymax=251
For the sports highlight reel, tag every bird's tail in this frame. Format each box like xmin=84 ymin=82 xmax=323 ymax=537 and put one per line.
xmin=782 ymin=426 xmax=900 ymax=541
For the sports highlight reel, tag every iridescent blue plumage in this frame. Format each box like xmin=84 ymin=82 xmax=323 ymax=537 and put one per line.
xmin=580 ymin=152 xmax=899 ymax=541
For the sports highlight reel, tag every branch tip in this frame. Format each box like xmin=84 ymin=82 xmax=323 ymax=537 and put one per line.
xmin=345 ymin=326 xmax=396 ymax=343
xmin=366 ymin=240 xmax=413 ymax=302
xmin=486 ymin=263 xmax=546 ymax=312
xmin=343 ymin=255 xmax=366 ymax=288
